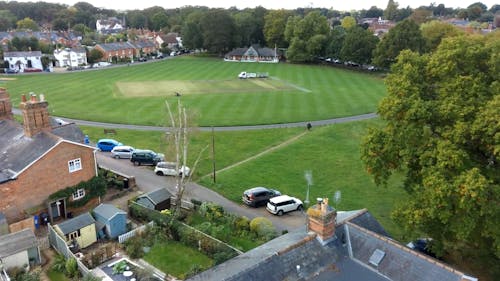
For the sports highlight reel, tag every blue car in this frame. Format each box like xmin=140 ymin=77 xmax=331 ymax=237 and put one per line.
xmin=96 ymin=139 xmax=122 ymax=152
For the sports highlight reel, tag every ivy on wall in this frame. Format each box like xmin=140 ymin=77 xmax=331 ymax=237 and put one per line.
xmin=48 ymin=176 xmax=106 ymax=208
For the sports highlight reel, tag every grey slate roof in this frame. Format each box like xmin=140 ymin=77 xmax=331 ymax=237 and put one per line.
xmin=188 ymin=209 xmax=472 ymax=281
xmin=56 ymin=212 xmax=95 ymax=235
xmin=0 ymin=228 xmax=37 ymax=258
xmin=349 ymin=209 xmax=390 ymax=237
xmin=140 ymin=188 xmax=172 ymax=205
xmin=4 ymin=51 xmax=42 ymax=58
xmin=96 ymin=41 xmax=136 ymax=52
xmin=347 ymin=222 xmax=466 ymax=281
xmin=93 ymin=203 xmax=126 ymax=221
xmin=225 ymin=46 xmax=278 ymax=57
xmin=50 ymin=122 xmax=86 ymax=143
xmin=133 ymin=40 xmax=156 ymax=49
xmin=0 ymin=119 xmax=58 ymax=183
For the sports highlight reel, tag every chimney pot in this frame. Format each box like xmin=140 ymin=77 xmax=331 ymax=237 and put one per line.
xmin=21 ymin=94 xmax=27 ymax=102
xmin=30 ymin=94 xmax=37 ymax=102
xmin=40 ymin=94 xmax=45 ymax=101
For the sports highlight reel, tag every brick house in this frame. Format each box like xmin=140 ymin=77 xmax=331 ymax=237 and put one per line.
xmin=94 ymin=41 xmax=136 ymax=62
xmin=133 ymin=40 xmax=158 ymax=57
xmin=0 ymin=88 xmax=97 ymax=224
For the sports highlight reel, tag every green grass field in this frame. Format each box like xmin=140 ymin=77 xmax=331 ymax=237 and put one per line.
xmin=1 ymin=56 xmax=386 ymax=126
xmin=82 ymin=120 xmax=407 ymax=239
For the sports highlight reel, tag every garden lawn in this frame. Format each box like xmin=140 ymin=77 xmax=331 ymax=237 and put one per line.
xmin=143 ymin=240 xmax=213 ymax=279
xmin=1 ymin=56 xmax=385 ymax=126
xmin=199 ymin=119 xmax=408 ymax=239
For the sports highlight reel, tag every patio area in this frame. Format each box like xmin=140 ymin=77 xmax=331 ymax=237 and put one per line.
xmin=92 ymin=257 xmax=140 ymax=281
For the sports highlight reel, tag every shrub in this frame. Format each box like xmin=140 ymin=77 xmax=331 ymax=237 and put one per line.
xmin=124 ymin=236 xmax=144 ymax=259
xmin=199 ymin=202 xmax=225 ymax=222
xmin=184 ymin=264 xmax=203 ymax=279
xmin=50 ymin=254 xmax=66 ymax=272
xmin=65 ymin=257 xmax=79 ymax=279
xmin=250 ymin=217 xmax=273 ymax=234
xmin=234 ymin=216 xmax=250 ymax=233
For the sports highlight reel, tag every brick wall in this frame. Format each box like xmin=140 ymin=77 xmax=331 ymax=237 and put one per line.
xmin=0 ymin=141 xmax=96 ymax=223
xmin=0 ymin=88 xmax=13 ymax=120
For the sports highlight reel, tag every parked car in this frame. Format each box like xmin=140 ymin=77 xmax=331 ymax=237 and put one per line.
xmin=96 ymin=139 xmax=122 ymax=152
xmin=266 ymin=195 xmax=303 ymax=216
xmin=154 ymin=161 xmax=191 ymax=176
xmin=111 ymin=145 xmax=135 ymax=159
xmin=242 ymin=187 xmax=281 ymax=207
xmin=130 ymin=149 xmax=164 ymax=166
xmin=4 ymin=68 xmax=18 ymax=74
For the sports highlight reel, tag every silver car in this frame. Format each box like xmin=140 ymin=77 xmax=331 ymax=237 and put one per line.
xmin=111 ymin=145 xmax=135 ymax=159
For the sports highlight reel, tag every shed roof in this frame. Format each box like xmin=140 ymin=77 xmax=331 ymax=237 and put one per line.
xmin=0 ymin=229 xmax=37 ymax=258
xmin=140 ymin=188 xmax=172 ymax=205
xmin=56 ymin=212 xmax=95 ymax=235
xmin=93 ymin=203 xmax=126 ymax=221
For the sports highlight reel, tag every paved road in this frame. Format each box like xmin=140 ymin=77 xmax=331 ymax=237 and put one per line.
xmin=97 ymin=152 xmax=307 ymax=232
xmin=12 ymin=108 xmax=377 ymax=131
xmin=11 ymin=108 xmax=376 ymax=231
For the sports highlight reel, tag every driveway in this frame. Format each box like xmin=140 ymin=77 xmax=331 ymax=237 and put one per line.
xmin=97 ymin=152 xmax=306 ymax=233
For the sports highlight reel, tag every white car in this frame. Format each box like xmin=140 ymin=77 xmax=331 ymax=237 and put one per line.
xmin=111 ymin=145 xmax=135 ymax=159
xmin=266 ymin=195 xmax=303 ymax=216
xmin=154 ymin=161 xmax=190 ymax=177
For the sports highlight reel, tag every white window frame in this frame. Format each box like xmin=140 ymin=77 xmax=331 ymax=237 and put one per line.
xmin=68 ymin=158 xmax=82 ymax=173
xmin=72 ymin=188 xmax=85 ymax=200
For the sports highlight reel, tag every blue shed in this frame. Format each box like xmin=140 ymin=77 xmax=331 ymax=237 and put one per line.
xmin=92 ymin=204 xmax=127 ymax=239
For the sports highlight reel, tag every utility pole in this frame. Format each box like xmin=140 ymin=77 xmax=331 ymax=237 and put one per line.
xmin=212 ymin=126 xmax=216 ymax=183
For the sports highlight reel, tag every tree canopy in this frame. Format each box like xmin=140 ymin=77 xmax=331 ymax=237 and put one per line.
xmin=362 ymin=33 xmax=500 ymax=278
xmin=373 ymin=19 xmax=426 ymax=68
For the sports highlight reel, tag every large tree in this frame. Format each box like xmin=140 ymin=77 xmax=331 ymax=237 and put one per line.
xmin=362 ymin=34 xmax=500 ymax=278
xmin=200 ymin=9 xmax=236 ymax=54
xmin=181 ymin=11 xmax=204 ymax=50
xmin=264 ymin=9 xmax=293 ymax=48
xmin=285 ymin=11 xmax=329 ymax=63
xmin=372 ymin=19 xmax=426 ymax=68
xmin=340 ymin=25 xmax=379 ymax=64
xmin=420 ymin=20 xmax=463 ymax=51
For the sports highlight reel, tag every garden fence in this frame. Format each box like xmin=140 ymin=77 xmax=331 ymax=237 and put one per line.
xmin=47 ymin=223 xmax=91 ymax=276
xmin=118 ymin=221 xmax=155 ymax=244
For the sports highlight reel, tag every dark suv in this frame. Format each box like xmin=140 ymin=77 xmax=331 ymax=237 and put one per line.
xmin=130 ymin=149 xmax=164 ymax=166
xmin=242 ymin=187 xmax=281 ymax=207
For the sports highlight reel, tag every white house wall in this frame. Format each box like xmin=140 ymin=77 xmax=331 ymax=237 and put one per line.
xmin=5 ymin=55 xmax=43 ymax=72
xmin=54 ymin=50 xmax=87 ymax=67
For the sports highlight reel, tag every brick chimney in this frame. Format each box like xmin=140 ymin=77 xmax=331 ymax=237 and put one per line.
xmin=307 ymin=198 xmax=337 ymax=245
xmin=19 ymin=93 xmax=51 ymax=137
xmin=0 ymin=88 xmax=13 ymax=121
